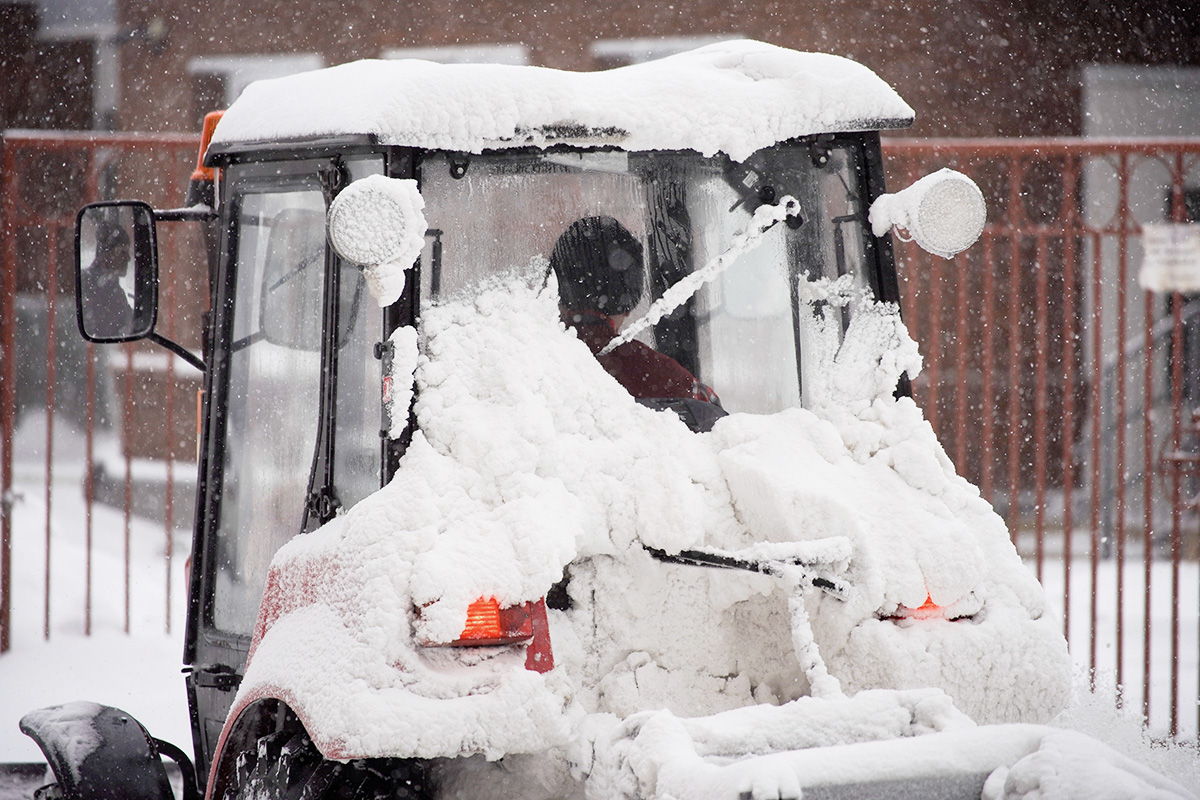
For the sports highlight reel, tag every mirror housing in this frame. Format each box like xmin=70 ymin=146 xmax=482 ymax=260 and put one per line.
xmin=326 ymin=175 xmax=426 ymax=307
xmin=869 ymin=168 xmax=986 ymax=259
xmin=75 ymin=201 xmax=158 ymax=342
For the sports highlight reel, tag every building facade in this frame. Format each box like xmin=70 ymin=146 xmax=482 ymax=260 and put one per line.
xmin=105 ymin=1 xmax=1200 ymax=138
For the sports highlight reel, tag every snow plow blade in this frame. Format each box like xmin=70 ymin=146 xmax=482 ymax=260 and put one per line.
xmin=19 ymin=702 xmax=193 ymax=800
xmin=785 ymin=772 xmax=988 ymax=800
xmin=605 ymin=721 xmax=1200 ymax=800
xmin=612 ymin=726 xmax=1001 ymax=800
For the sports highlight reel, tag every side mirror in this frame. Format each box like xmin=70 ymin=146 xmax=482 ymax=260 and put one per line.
xmin=75 ymin=201 xmax=158 ymax=342
xmin=326 ymin=175 xmax=426 ymax=306
xmin=869 ymin=168 xmax=986 ymax=259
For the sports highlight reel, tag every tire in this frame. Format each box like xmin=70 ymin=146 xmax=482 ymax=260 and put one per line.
xmin=223 ymin=727 xmax=429 ymax=800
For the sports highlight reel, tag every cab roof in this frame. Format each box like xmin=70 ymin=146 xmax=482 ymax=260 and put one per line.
xmin=209 ymin=39 xmax=913 ymax=163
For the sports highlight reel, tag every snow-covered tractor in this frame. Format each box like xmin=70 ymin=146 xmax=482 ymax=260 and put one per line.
xmin=24 ymin=39 xmax=1152 ymax=800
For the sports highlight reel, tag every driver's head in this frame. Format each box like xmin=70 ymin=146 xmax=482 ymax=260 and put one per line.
xmin=94 ymin=224 xmax=131 ymax=273
xmin=550 ymin=216 xmax=644 ymax=316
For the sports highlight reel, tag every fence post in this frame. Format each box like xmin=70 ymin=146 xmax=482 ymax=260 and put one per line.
xmin=1 ymin=132 xmax=14 ymax=653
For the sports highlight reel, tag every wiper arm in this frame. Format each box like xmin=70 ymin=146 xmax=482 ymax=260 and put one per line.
xmin=644 ymin=539 xmax=849 ymax=599
xmin=600 ymin=196 xmax=801 ymax=356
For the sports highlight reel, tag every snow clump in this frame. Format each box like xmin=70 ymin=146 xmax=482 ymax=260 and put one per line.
xmin=326 ymin=174 xmax=426 ymax=306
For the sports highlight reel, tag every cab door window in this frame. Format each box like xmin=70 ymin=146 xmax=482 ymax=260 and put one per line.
xmin=210 ymin=157 xmax=386 ymax=637
xmin=214 ymin=186 xmax=327 ymax=634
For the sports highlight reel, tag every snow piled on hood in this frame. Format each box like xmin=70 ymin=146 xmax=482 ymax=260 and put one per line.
xmin=210 ymin=40 xmax=913 ymax=162
xmin=236 ymin=264 xmax=1072 ymax=775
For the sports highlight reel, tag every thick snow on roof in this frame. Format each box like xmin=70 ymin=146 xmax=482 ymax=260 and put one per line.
xmin=210 ymin=40 xmax=914 ymax=161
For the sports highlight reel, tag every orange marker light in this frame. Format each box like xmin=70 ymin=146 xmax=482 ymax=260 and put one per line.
xmin=190 ymin=110 xmax=224 ymax=183
xmin=907 ymin=593 xmax=943 ymax=620
xmin=459 ymin=597 xmax=505 ymax=641
xmin=422 ymin=597 xmax=535 ymax=647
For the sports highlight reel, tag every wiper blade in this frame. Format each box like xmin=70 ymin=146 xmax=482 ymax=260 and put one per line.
xmin=600 ymin=196 xmax=801 ymax=355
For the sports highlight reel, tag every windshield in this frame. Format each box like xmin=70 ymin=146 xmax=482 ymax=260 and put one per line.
xmin=418 ymin=141 xmax=878 ymax=415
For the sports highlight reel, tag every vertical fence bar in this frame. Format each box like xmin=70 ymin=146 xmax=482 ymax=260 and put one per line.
xmin=0 ymin=137 xmax=15 ymax=654
xmin=123 ymin=344 xmax=134 ymax=635
xmin=43 ymin=226 xmax=57 ymax=640
xmin=981 ymin=233 xmax=997 ymax=502
xmin=1006 ymin=160 xmax=1024 ymax=545
xmin=1060 ymin=154 xmax=1079 ymax=644
xmin=955 ymin=245 xmax=969 ymax=470
xmin=896 ymin=156 xmax=921 ymax=325
xmin=1164 ymin=151 xmax=1188 ymax=737
xmin=162 ymin=224 xmax=178 ymax=634
xmin=1089 ymin=229 xmax=1104 ymax=688
xmin=82 ymin=145 xmax=102 ymax=637
xmin=1034 ymin=232 xmax=1050 ymax=581
xmin=1169 ymin=291 xmax=1184 ymax=737
xmin=1114 ymin=153 xmax=1131 ymax=703
xmin=929 ymin=245 xmax=943 ymax=430
xmin=1141 ymin=286 xmax=1155 ymax=723
xmin=84 ymin=340 xmax=95 ymax=636
xmin=953 ymin=157 xmax=971 ymax=472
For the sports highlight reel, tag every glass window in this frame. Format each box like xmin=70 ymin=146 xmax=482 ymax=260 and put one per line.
xmin=332 ymin=255 xmax=384 ymax=512
xmin=334 ymin=157 xmax=388 ymax=511
xmin=420 ymin=151 xmax=648 ymax=299
xmin=214 ymin=186 xmax=326 ymax=633
xmin=211 ymin=157 xmax=387 ymax=636
xmin=417 ymin=141 xmax=877 ymax=418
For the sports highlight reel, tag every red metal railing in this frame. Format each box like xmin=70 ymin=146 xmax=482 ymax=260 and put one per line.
xmin=1 ymin=130 xmax=202 ymax=652
xmin=1 ymin=133 xmax=1198 ymax=742
xmin=884 ymin=137 xmax=1200 ymax=740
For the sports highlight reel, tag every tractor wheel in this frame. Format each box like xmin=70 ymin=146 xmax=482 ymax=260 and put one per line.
xmin=223 ymin=727 xmax=429 ymax=800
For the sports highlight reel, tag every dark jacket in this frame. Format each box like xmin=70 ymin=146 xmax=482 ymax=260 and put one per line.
xmin=563 ymin=310 xmax=719 ymax=404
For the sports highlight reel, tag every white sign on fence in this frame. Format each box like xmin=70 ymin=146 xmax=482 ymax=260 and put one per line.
xmin=1140 ymin=222 xmax=1200 ymax=293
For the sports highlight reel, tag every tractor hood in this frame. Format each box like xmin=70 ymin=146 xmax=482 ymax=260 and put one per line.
xmin=232 ymin=272 xmax=1069 ymax=764
xmin=208 ymin=39 xmax=913 ymax=162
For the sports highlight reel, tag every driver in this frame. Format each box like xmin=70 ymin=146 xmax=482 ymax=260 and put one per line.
xmin=550 ymin=215 xmax=719 ymax=406
xmin=79 ymin=223 xmax=134 ymax=338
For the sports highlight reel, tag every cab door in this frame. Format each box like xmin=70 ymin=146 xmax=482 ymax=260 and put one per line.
xmin=184 ymin=153 xmax=394 ymax=780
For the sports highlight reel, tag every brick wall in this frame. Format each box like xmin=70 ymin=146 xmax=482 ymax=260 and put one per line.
xmin=114 ymin=0 xmax=1200 ymax=138
xmin=0 ymin=2 xmax=93 ymax=130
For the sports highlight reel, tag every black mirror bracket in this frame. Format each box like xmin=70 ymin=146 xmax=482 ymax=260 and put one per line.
xmin=155 ymin=206 xmax=218 ymax=223
xmin=148 ymin=332 xmax=206 ymax=372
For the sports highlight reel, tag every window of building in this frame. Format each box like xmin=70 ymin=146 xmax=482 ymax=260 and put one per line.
xmin=381 ymin=44 xmax=530 ymax=65
xmin=589 ymin=35 xmax=740 ymax=69
xmin=188 ymin=54 xmax=323 ymax=127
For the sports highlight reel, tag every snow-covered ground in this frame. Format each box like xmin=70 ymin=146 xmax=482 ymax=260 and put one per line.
xmin=0 ymin=414 xmax=192 ymax=767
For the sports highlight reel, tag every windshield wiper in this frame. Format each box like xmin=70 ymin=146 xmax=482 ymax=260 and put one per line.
xmin=600 ymin=196 xmax=801 ymax=355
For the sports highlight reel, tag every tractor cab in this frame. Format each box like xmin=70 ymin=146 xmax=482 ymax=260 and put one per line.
xmin=179 ymin=125 xmax=930 ymax=784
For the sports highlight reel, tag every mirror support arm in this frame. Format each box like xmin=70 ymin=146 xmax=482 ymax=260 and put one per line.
xmin=148 ymin=207 xmax=212 ymax=371
xmin=155 ymin=206 xmax=218 ymax=223
xmin=147 ymin=332 xmax=205 ymax=372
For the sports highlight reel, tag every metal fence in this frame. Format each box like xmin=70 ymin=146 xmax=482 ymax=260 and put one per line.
xmin=0 ymin=130 xmax=204 ymax=651
xmin=885 ymin=137 xmax=1200 ymax=739
xmin=1 ymin=132 xmax=1198 ymax=739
